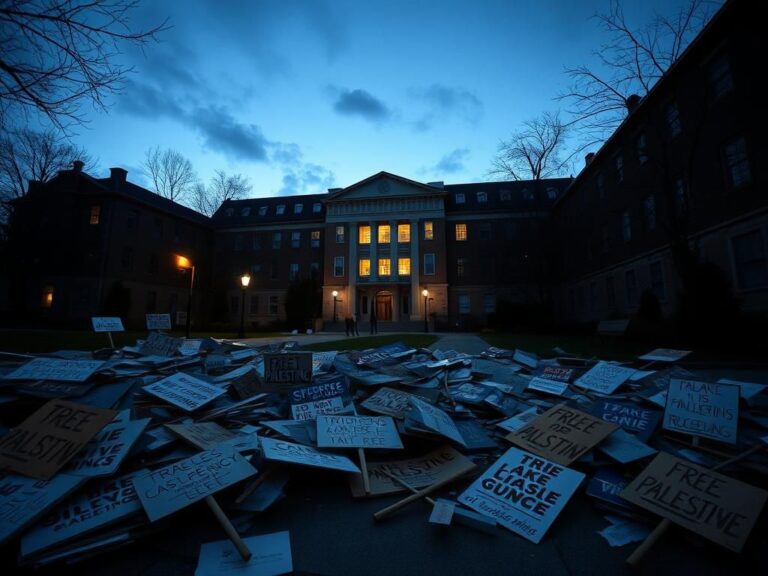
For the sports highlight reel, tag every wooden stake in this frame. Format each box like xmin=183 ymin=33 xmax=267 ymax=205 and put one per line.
xmin=205 ymin=495 xmax=251 ymax=560
xmin=107 ymin=331 xmax=115 ymax=349
xmin=373 ymin=469 xmax=467 ymax=521
xmin=358 ymin=448 xmax=371 ymax=494
xmin=381 ymin=469 xmax=436 ymax=505
xmin=234 ymin=467 xmax=272 ymax=505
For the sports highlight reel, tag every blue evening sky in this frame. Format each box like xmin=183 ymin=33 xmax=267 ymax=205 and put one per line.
xmin=69 ymin=0 xmax=706 ymax=199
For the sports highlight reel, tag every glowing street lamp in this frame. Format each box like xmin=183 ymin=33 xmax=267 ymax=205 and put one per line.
xmin=239 ymin=273 xmax=251 ymax=339
xmin=176 ymin=255 xmax=195 ymax=338
xmin=332 ymin=290 xmax=339 ymax=323
xmin=422 ymin=289 xmax=429 ymax=333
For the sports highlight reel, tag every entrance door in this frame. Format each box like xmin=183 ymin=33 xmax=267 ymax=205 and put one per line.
xmin=376 ymin=292 xmax=393 ymax=321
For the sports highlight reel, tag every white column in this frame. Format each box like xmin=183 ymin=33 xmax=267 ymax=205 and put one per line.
xmin=348 ymin=222 xmax=357 ymax=317
xmin=370 ymin=222 xmax=378 ymax=282
xmin=390 ymin=220 xmax=399 ymax=321
xmin=410 ymin=219 xmax=421 ymax=320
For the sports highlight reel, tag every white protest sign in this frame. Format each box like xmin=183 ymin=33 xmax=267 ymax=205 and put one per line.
xmin=638 ymin=348 xmax=691 ymax=362
xmin=429 ymin=499 xmax=456 ymax=525
xmin=574 ymin=361 xmax=636 ymax=395
xmin=260 ymin=437 xmax=360 ymax=473
xmin=4 ymin=358 xmax=104 ymax=382
xmin=133 ymin=445 xmax=257 ymax=522
xmin=91 ymin=317 xmax=124 ymax=332
xmin=291 ymin=397 xmax=346 ymax=421
xmin=67 ymin=416 xmax=150 ymax=477
xmin=289 ymin=376 xmax=348 ymax=421
xmin=195 ymin=531 xmax=293 ymax=576
xmin=166 ymin=421 xmax=239 ymax=450
xmin=527 ymin=377 xmax=568 ymax=396
xmin=513 ymin=349 xmax=538 ymax=369
xmin=497 ymin=407 xmax=539 ymax=433
xmin=316 ymin=415 xmax=403 ymax=449
xmin=458 ymin=447 xmax=585 ymax=543
xmin=179 ymin=339 xmax=203 ymax=356
xmin=409 ymin=397 xmax=466 ymax=447
xmin=662 ymin=379 xmax=739 ymax=444
xmin=361 ymin=387 xmax=414 ymax=419
xmin=145 ymin=313 xmax=172 ymax=330
xmin=142 ymin=372 xmax=226 ymax=411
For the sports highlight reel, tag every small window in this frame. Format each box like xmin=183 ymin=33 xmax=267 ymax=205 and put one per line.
xmin=596 ymin=172 xmax=605 ymax=199
xmin=289 ymin=263 xmax=299 ymax=280
xmin=41 ymin=286 xmax=54 ymax=308
xmin=398 ymin=258 xmax=411 ymax=275
xmin=455 ymin=223 xmax=467 ymax=241
xmin=258 ymin=206 xmax=268 ymax=216
xmin=276 ymin=205 xmax=286 ymax=215
xmin=479 ymin=223 xmax=491 ymax=241
xmin=359 ymin=258 xmax=371 ymax=277
xmin=359 ymin=225 xmax=371 ymax=245
xmin=424 ymin=221 xmax=434 ymax=240
xmin=458 ymin=294 xmax=470 ymax=314
xmin=378 ymin=258 xmax=391 ymax=276
xmin=732 ymin=230 xmax=768 ymax=289
xmin=424 ymin=253 xmax=435 ymax=275
xmin=334 ymin=256 xmax=344 ymax=277
xmin=665 ymin=102 xmax=682 ymax=138
xmin=252 ymin=234 xmax=262 ymax=251
xmin=272 ymin=232 xmax=281 ymax=249
xmin=311 ymin=230 xmax=321 ymax=248
xmin=708 ymin=52 xmax=733 ymax=101
xmin=294 ymin=203 xmax=303 ymax=214
xmin=250 ymin=295 xmax=259 ymax=314
xmin=484 ymin=294 xmax=496 ymax=313
xmin=643 ymin=195 xmax=656 ymax=231
xmin=225 ymin=207 xmax=234 ymax=217
xmin=625 ymin=269 xmax=638 ymax=308
xmin=313 ymin=203 xmax=322 ymax=213
xmin=650 ymin=261 xmax=666 ymax=301
xmin=622 ymin=211 xmax=632 ymax=243
xmin=336 ymin=226 xmax=345 ymax=243
xmin=378 ymin=224 xmax=391 ymax=244
xmin=546 ymin=187 xmax=558 ymax=201
xmin=455 ymin=193 xmax=465 ymax=204
xmin=477 ymin=191 xmax=487 ymax=203
xmin=635 ymin=132 xmax=648 ymax=164
xmin=457 ymin=258 xmax=466 ymax=278
xmin=89 ymin=205 xmax=100 ymax=225
xmin=269 ymin=295 xmax=279 ymax=315
xmin=291 ymin=231 xmax=301 ymax=248
xmin=615 ymin=154 xmax=624 ymax=182
xmin=723 ymin=137 xmax=751 ymax=189
xmin=398 ymin=224 xmax=410 ymax=243
xmin=500 ymin=190 xmax=511 ymax=201
xmin=241 ymin=207 xmax=251 ymax=216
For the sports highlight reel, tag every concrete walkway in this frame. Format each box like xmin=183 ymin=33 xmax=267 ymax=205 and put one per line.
xmin=428 ymin=333 xmax=491 ymax=355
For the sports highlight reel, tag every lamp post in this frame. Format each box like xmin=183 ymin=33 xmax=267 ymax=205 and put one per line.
xmin=239 ymin=273 xmax=251 ymax=339
xmin=422 ymin=289 xmax=429 ymax=332
xmin=176 ymin=255 xmax=195 ymax=338
xmin=332 ymin=290 xmax=339 ymax=323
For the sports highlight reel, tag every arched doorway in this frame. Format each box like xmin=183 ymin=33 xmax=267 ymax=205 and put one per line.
xmin=375 ymin=291 xmax=393 ymax=321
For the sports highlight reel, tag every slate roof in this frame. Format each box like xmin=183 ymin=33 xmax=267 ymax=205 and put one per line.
xmin=212 ymin=193 xmax=327 ymax=228
xmin=444 ymin=178 xmax=573 ymax=212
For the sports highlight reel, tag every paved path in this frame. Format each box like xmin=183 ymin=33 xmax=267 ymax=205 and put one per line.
xmin=428 ymin=332 xmax=491 ymax=355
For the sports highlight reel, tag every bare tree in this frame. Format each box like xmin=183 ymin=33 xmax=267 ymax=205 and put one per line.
xmin=192 ymin=170 xmax=251 ymax=216
xmin=489 ymin=112 xmax=572 ymax=181
xmin=559 ymin=0 xmax=715 ymax=147
xmin=143 ymin=147 xmax=197 ymax=203
xmin=0 ymin=0 xmax=167 ymax=129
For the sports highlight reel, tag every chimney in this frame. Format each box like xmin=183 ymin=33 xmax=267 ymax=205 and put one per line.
xmin=109 ymin=167 xmax=128 ymax=191
xmin=625 ymin=94 xmax=641 ymax=113
xmin=72 ymin=160 xmax=84 ymax=172
xmin=585 ymin=153 xmax=595 ymax=166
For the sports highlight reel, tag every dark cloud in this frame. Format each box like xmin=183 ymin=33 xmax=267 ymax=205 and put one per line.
xmin=411 ymin=84 xmax=483 ymax=131
xmin=119 ymin=80 xmax=187 ymax=120
xmin=278 ymin=163 xmax=336 ymax=196
xmin=332 ymin=88 xmax=391 ymax=123
xmin=194 ymin=106 xmax=270 ymax=161
xmin=433 ymin=148 xmax=470 ymax=174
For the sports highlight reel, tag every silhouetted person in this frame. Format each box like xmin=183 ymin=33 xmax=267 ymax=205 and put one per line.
xmin=352 ymin=312 xmax=359 ymax=336
xmin=344 ymin=316 xmax=352 ymax=336
xmin=370 ymin=308 xmax=377 ymax=334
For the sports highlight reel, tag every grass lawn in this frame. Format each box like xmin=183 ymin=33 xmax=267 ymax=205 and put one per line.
xmin=301 ymin=334 xmax=439 ymax=352
xmin=480 ymin=332 xmax=650 ymax=361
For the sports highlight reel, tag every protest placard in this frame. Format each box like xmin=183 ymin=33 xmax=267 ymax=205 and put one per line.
xmin=4 ymin=358 xmax=104 ymax=383
xmin=15 ymin=380 xmax=95 ymax=399
xmin=260 ymin=437 xmax=360 ymax=473
xmin=195 ymin=531 xmax=292 ymax=576
xmin=261 ymin=421 xmax=316 ymax=446
xmin=598 ymin=429 xmax=657 ymax=463
xmin=586 ymin=468 xmax=636 ymax=513
xmin=506 ymin=404 xmax=618 ymax=466
xmin=458 ymin=447 xmax=585 ymax=543
xmin=349 ymin=445 xmax=476 ymax=497
xmin=138 ymin=331 xmax=183 ymax=357
xmin=541 ymin=367 xmax=574 ymax=382
xmin=429 ymin=499 xmax=456 ymax=525
xmin=355 ymin=342 xmax=415 ymax=368
xmin=0 ymin=472 xmax=85 ymax=544
xmin=513 ymin=349 xmax=538 ymax=369
xmin=289 ymin=375 xmax=348 ymax=421
xmin=262 ymin=352 xmax=312 ymax=392
xmin=361 ymin=387 xmax=414 ymax=419
xmin=662 ymin=379 xmax=739 ymax=444
xmin=145 ymin=313 xmax=172 ymax=331
xmin=178 ymin=339 xmax=203 ymax=356
xmin=0 ymin=400 xmax=116 ymax=479
xmin=620 ymin=452 xmax=768 ymax=552
xmin=67 ymin=416 xmax=150 ymax=477
xmin=574 ymin=361 xmax=636 ymax=395
xmin=497 ymin=407 xmax=539 ymax=434
xmin=142 ymin=372 xmax=226 ymax=412
xmin=91 ymin=317 xmax=124 ymax=332
xmin=527 ymin=377 xmax=568 ymax=396
xmin=591 ymin=401 xmax=661 ymax=441
xmin=165 ymin=421 xmax=239 ymax=450
xmin=20 ymin=470 xmax=145 ymax=558
xmin=133 ymin=445 xmax=257 ymax=522
xmin=454 ymin=419 xmax=498 ymax=452
xmin=316 ymin=415 xmax=403 ymax=449
xmin=408 ymin=397 xmax=466 ymax=447
xmin=638 ymin=348 xmax=691 ymax=362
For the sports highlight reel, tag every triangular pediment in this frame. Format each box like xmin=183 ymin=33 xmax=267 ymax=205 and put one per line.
xmin=326 ymin=172 xmax=445 ymax=202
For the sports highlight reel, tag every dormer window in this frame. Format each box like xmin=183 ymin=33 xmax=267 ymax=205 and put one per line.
xmin=276 ymin=205 xmax=285 ymax=215
xmin=455 ymin=193 xmax=465 ymax=204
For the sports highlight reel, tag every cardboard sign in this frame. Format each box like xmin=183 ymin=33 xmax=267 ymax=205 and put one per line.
xmin=429 ymin=499 xmax=456 ymax=525
xmin=133 ymin=445 xmax=257 ymax=522
xmin=261 ymin=420 xmax=316 ymax=446
xmin=349 ymin=445 xmax=476 ymax=497
xmin=574 ymin=361 xmax=636 ymax=395
xmin=175 ymin=310 xmax=187 ymax=326
xmin=0 ymin=472 xmax=84 ymax=544
xmin=91 ymin=317 xmax=124 ymax=332
xmin=67 ymin=416 xmax=150 ymax=477
xmin=638 ymin=348 xmax=691 ymax=362
xmin=591 ymin=401 xmax=661 ymax=441
xmin=142 ymin=372 xmax=226 ymax=411
xmin=196 ymin=531 xmax=293 ymax=576
xmin=15 ymin=380 xmax=95 ymax=399
xmin=139 ymin=331 xmax=183 ymax=357
xmin=497 ymin=407 xmax=539 ymax=433
xmin=145 ymin=313 xmax=172 ymax=331
xmin=20 ymin=471 xmax=144 ymax=557
xmin=458 ymin=447 xmax=585 ymax=543
xmin=355 ymin=342 xmax=414 ymax=368
xmin=513 ymin=349 xmax=538 ymax=369
xmin=507 ymin=404 xmax=618 ymax=466
xmin=289 ymin=375 xmax=348 ymax=421
xmin=165 ymin=422 xmax=239 ymax=451
xmin=4 ymin=358 xmax=104 ymax=383
xmin=541 ymin=367 xmax=574 ymax=382
xmin=621 ymin=452 xmax=768 ymax=552
xmin=263 ymin=352 xmax=312 ymax=391
xmin=316 ymin=415 xmax=403 ymax=449
xmin=598 ymin=428 xmax=657 ymax=463
xmin=662 ymin=379 xmax=739 ymax=444
xmin=178 ymin=339 xmax=202 ymax=356
xmin=527 ymin=377 xmax=568 ymax=396
xmin=361 ymin=387 xmax=414 ymax=419
xmin=0 ymin=400 xmax=117 ymax=479
xmin=586 ymin=468 xmax=635 ymax=512
xmin=716 ymin=378 xmax=767 ymax=402
xmin=408 ymin=397 xmax=466 ymax=447
xmin=260 ymin=437 xmax=360 ymax=473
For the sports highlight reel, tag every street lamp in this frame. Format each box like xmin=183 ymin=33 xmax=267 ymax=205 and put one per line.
xmin=422 ymin=289 xmax=429 ymax=332
xmin=332 ymin=290 xmax=339 ymax=323
xmin=176 ymin=255 xmax=195 ymax=338
xmin=239 ymin=273 xmax=251 ymax=339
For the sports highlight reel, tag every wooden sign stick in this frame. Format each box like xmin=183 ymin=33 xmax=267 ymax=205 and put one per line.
xmin=235 ymin=467 xmax=272 ymax=505
xmin=205 ymin=495 xmax=251 ymax=560
xmin=352 ymin=405 xmax=371 ymax=494
xmin=373 ymin=469 xmax=468 ymax=521
xmin=626 ymin=443 xmax=766 ymax=566
xmin=107 ymin=331 xmax=115 ymax=349
xmin=381 ymin=469 xmax=436 ymax=506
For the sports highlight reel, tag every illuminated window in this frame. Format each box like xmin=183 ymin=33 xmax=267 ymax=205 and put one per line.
xmin=311 ymin=230 xmax=321 ymax=248
xmin=359 ymin=258 xmax=371 ymax=277
xmin=398 ymin=224 xmax=410 ymax=243
xmin=455 ymin=223 xmax=467 ymax=241
xmin=424 ymin=221 xmax=434 ymax=240
xmin=41 ymin=286 xmax=54 ymax=308
xmin=398 ymin=258 xmax=411 ymax=275
xmin=378 ymin=258 xmax=391 ymax=276
xmin=424 ymin=254 xmax=435 ymax=275
xmin=336 ymin=226 xmax=345 ymax=243
xmin=378 ymin=225 xmax=390 ymax=243
xmin=89 ymin=205 xmax=100 ymax=225
xmin=276 ymin=205 xmax=285 ymax=215
xmin=359 ymin=225 xmax=371 ymax=244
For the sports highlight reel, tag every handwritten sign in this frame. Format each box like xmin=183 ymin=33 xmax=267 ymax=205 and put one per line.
xmin=361 ymin=387 xmax=414 ymax=419
xmin=638 ymin=348 xmax=691 ymax=362
xmin=4 ymin=358 xmax=104 ymax=383
xmin=142 ymin=372 xmax=226 ymax=411
xmin=165 ymin=422 xmax=239 ymax=450
xmin=178 ymin=339 xmax=202 ymax=356
xmin=316 ymin=415 xmax=403 ymax=449
xmin=662 ymin=379 xmax=739 ymax=444
xmin=408 ymin=397 xmax=466 ymax=447
xmin=289 ymin=375 xmax=348 ymax=421
xmin=527 ymin=377 xmax=568 ymax=396
xmin=591 ymin=400 xmax=661 ymax=441
xmin=91 ymin=317 xmax=124 ymax=332
xmin=145 ymin=313 xmax=172 ymax=330
xmin=196 ymin=531 xmax=293 ymax=576
xmin=574 ymin=361 xmax=635 ymax=395
xmin=67 ymin=415 xmax=150 ymax=477
xmin=263 ymin=352 xmax=312 ymax=391
xmin=133 ymin=445 xmax=257 ymax=522
xmin=260 ymin=437 xmax=360 ymax=473
xmin=458 ymin=447 xmax=584 ymax=543
xmin=507 ymin=404 xmax=618 ymax=466
xmin=349 ymin=445 xmax=475 ymax=497
xmin=0 ymin=472 xmax=84 ymax=545
xmin=621 ymin=452 xmax=768 ymax=552
xmin=541 ymin=367 xmax=574 ymax=382
xmin=0 ymin=400 xmax=116 ymax=479
xmin=139 ymin=331 xmax=183 ymax=357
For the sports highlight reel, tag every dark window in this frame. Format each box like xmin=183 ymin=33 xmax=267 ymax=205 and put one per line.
xmin=270 ymin=261 xmax=278 ymax=280
xmin=614 ymin=154 xmax=624 ymax=182
xmin=291 ymin=231 xmax=301 ymax=248
xmin=635 ymin=132 xmax=648 ymax=164
xmin=334 ymin=256 xmax=344 ymax=277
xmin=596 ymin=172 xmax=605 ymax=199
xmin=424 ymin=253 xmax=435 ymax=275
xmin=250 ymin=295 xmax=259 ymax=314
xmin=479 ymin=223 xmax=491 ymax=241
xmin=252 ymin=234 xmax=262 ymax=251
xmin=269 ymin=295 xmax=279 ymax=315
xmin=650 ymin=261 xmax=666 ymax=301
xmin=272 ymin=232 xmax=281 ymax=249
xmin=289 ymin=263 xmax=299 ymax=280
xmin=723 ymin=137 xmax=751 ymax=189
xmin=732 ymin=230 xmax=768 ymax=289
xmin=146 ymin=291 xmax=157 ymax=312
xmin=708 ymin=52 xmax=733 ymax=101
xmin=665 ymin=102 xmax=682 ymax=138
xmin=457 ymin=258 xmax=466 ymax=279
xmin=622 ymin=211 xmax=632 ymax=242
